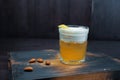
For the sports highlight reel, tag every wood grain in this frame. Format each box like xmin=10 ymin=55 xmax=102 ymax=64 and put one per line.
xmin=0 ymin=0 xmax=91 ymax=38
xmin=91 ymin=0 xmax=120 ymax=40
xmin=9 ymin=49 xmax=120 ymax=80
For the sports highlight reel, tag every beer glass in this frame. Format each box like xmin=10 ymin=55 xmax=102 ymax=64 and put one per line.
xmin=58 ymin=25 xmax=89 ymax=65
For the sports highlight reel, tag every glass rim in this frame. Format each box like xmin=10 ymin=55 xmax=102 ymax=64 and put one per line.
xmin=67 ymin=25 xmax=89 ymax=29
xmin=59 ymin=25 xmax=89 ymax=35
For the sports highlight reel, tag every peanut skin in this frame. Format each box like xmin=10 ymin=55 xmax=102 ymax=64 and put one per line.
xmin=45 ymin=60 xmax=51 ymax=65
xmin=24 ymin=66 xmax=33 ymax=71
xmin=29 ymin=58 xmax=36 ymax=63
xmin=37 ymin=58 xmax=44 ymax=63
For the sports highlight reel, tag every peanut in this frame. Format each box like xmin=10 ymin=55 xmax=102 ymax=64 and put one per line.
xmin=45 ymin=60 xmax=51 ymax=65
xmin=37 ymin=58 xmax=44 ymax=63
xmin=29 ymin=58 xmax=36 ymax=63
xmin=24 ymin=66 xmax=33 ymax=71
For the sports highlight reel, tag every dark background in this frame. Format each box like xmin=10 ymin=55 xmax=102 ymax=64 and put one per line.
xmin=1 ymin=0 xmax=120 ymax=40
xmin=91 ymin=0 xmax=120 ymax=40
xmin=0 ymin=0 xmax=91 ymax=39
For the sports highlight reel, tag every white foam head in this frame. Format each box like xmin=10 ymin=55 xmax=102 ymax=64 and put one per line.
xmin=59 ymin=26 xmax=89 ymax=43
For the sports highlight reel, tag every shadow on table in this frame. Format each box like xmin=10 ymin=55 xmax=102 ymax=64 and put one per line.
xmin=35 ymin=71 xmax=120 ymax=80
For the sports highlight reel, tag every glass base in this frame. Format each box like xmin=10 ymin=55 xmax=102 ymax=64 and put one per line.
xmin=60 ymin=58 xmax=85 ymax=65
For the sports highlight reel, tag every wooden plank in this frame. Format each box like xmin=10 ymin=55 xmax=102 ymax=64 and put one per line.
xmin=91 ymin=0 xmax=120 ymax=40
xmin=9 ymin=49 xmax=120 ymax=80
xmin=0 ymin=0 xmax=9 ymax=37
xmin=0 ymin=0 xmax=92 ymax=38
xmin=69 ymin=0 xmax=91 ymax=26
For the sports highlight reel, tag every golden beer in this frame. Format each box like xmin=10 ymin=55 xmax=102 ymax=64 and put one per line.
xmin=58 ymin=25 xmax=89 ymax=65
xmin=60 ymin=40 xmax=87 ymax=64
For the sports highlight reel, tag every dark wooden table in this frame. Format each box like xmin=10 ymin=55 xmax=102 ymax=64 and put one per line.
xmin=9 ymin=49 xmax=120 ymax=80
